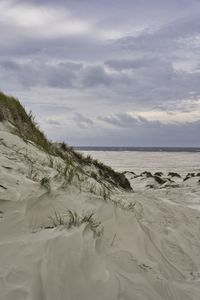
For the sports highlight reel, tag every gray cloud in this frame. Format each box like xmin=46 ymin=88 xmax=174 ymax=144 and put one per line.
xmin=98 ymin=113 xmax=139 ymax=128
xmin=1 ymin=0 xmax=200 ymax=146
xmin=105 ymin=58 xmax=158 ymax=71
xmin=47 ymin=113 xmax=200 ymax=147
xmin=99 ymin=113 xmax=163 ymax=129
xmin=0 ymin=60 xmax=83 ymax=88
xmin=2 ymin=57 xmax=200 ymax=107
xmin=116 ymin=13 xmax=200 ymax=55
xmin=96 ymin=113 xmax=200 ymax=147
xmin=73 ymin=113 xmax=94 ymax=129
xmin=46 ymin=119 xmax=61 ymax=126
xmin=80 ymin=65 xmax=112 ymax=87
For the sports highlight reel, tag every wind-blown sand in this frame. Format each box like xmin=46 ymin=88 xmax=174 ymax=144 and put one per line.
xmin=1 ymin=122 xmax=200 ymax=300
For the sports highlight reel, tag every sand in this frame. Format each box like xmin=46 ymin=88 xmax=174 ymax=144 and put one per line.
xmin=1 ymin=121 xmax=200 ymax=300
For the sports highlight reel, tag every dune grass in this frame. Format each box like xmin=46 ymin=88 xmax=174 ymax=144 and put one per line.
xmin=0 ymin=91 xmax=51 ymax=152
xmin=49 ymin=210 xmax=103 ymax=237
xmin=0 ymin=91 xmax=132 ymax=191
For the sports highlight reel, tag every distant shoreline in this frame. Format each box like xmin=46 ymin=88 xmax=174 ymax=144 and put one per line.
xmin=75 ymin=147 xmax=200 ymax=153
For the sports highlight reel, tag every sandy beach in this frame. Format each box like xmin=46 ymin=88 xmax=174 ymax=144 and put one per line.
xmin=1 ymin=120 xmax=200 ymax=300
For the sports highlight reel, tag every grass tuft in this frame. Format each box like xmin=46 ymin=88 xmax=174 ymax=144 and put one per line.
xmin=49 ymin=210 xmax=103 ymax=237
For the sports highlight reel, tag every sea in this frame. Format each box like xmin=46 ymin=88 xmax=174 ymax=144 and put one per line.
xmin=75 ymin=147 xmax=200 ymax=174
xmin=75 ymin=147 xmax=200 ymax=152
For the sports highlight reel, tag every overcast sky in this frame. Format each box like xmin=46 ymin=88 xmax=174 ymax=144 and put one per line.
xmin=1 ymin=0 xmax=200 ymax=146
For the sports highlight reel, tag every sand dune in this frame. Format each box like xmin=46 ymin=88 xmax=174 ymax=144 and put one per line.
xmin=1 ymin=122 xmax=200 ymax=300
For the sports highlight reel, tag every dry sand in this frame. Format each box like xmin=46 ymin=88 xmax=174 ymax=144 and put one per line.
xmin=1 ymin=122 xmax=200 ymax=300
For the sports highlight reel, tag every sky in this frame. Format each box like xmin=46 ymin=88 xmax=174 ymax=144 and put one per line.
xmin=1 ymin=0 xmax=200 ymax=146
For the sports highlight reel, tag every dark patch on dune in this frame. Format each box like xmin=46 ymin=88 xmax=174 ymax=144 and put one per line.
xmin=98 ymin=166 xmax=132 ymax=191
xmin=146 ymin=184 xmax=156 ymax=189
xmin=141 ymin=171 xmax=153 ymax=178
xmin=134 ymin=174 xmax=141 ymax=178
xmin=168 ymin=172 xmax=181 ymax=178
xmin=153 ymin=175 xmax=167 ymax=185
xmin=0 ymin=184 xmax=7 ymax=190
xmin=2 ymin=165 xmax=13 ymax=170
xmin=122 ymin=171 xmax=136 ymax=176
xmin=167 ymin=178 xmax=175 ymax=183
xmin=183 ymin=173 xmax=195 ymax=181
xmin=154 ymin=172 xmax=163 ymax=177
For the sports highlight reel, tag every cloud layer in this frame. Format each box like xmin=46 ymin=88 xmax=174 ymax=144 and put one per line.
xmin=1 ymin=0 xmax=200 ymax=146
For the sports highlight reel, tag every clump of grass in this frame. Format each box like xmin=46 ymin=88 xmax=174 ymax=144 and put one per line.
xmin=93 ymin=160 xmax=132 ymax=191
xmin=47 ymin=154 xmax=54 ymax=168
xmin=90 ymin=171 xmax=98 ymax=180
xmin=0 ymin=91 xmax=51 ymax=152
xmin=0 ymin=109 xmax=4 ymax=121
xmin=168 ymin=172 xmax=181 ymax=178
xmin=40 ymin=177 xmax=50 ymax=192
xmin=84 ymin=155 xmax=93 ymax=165
xmin=153 ymin=175 xmax=167 ymax=185
xmin=49 ymin=211 xmax=66 ymax=226
xmin=154 ymin=172 xmax=163 ymax=177
xmin=88 ymin=182 xmax=98 ymax=194
xmin=87 ymin=181 xmax=111 ymax=201
xmin=60 ymin=142 xmax=68 ymax=151
xmin=28 ymin=167 xmax=38 ymax=181
xmin=49 ymin=210 xmax=103 ymax=237
xmin=60 ymin=142 xmax=74 ymax=153
xmin=54 ymin=160 xmax=64 ymax=177
xmin=19 ymin=150 xmax=39 ymax=181
xmin=65 ymin=166 xmax=77 ymax=183
xmin=99 ymin=186 xmax=111 ymax=201
xmin=57 ymin=143 xmax=132 ymax=191
xmin=141 ymin=171 xmax=153 ymax=178
xmin=183 ymin=173 xmax=195 ymax=181
xmin=63 ymin=162 xmax=80 ymax=184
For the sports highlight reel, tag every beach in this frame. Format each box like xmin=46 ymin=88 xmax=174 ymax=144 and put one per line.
xmin=1 ymin=120 xmax=200 ymax=300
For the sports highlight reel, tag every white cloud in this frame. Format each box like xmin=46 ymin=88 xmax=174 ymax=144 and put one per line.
xmin=129 ymin=109 xmax=200 ymax=124
xmin=0 ymin=1 xmax=90 ymax=38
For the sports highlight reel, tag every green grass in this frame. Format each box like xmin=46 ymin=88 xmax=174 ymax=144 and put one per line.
xmin=49 ymin=210 xmax=103 ymax=237
xmin=0 ymin=91 xmax=132 ymax=191
xmin=0 ymin=91 xmax=51 ymax=152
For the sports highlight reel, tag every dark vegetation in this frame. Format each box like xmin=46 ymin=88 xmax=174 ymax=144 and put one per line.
xmin=57 ymin=143 xmax=132 ymax=190
xmin=183 ymin=173 xmax=196 ymax=181
xmin=168 ymin=172 xmax=181 ymax=178
xmin=48 ymin=210 xmax=103 ymax=237
xmin=153 ymin=175 xmax=167 ymax=185
xmin=140 ymin=171 xmax=153 ymax=178
xmin=0 ymin=91 xmax=50 ymax=151
xmin=122 ymin=171 xmax=136 ymax=175
xmin=0 ymin=91 xmax=132 ymax=191
xmin=154 ymin=172 xmax=163 ymax=177
xmin=146 ymin=184 xmax=155 ymax=189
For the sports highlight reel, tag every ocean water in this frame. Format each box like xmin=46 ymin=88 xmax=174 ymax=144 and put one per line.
xmin=77 ymin=147 xmax=200 ymax=152
xmin=80 ymin=150 xmax=200 ymax=174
